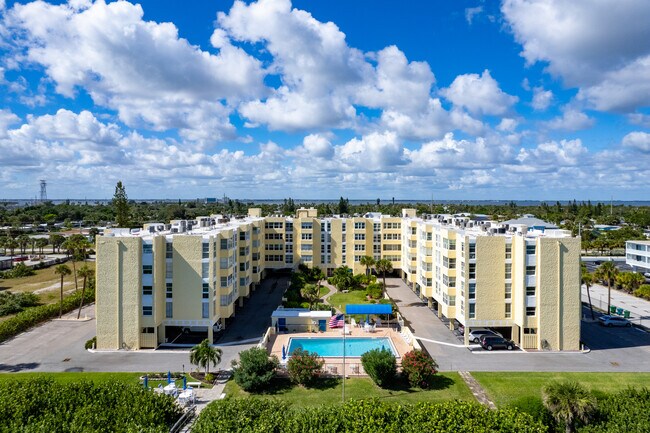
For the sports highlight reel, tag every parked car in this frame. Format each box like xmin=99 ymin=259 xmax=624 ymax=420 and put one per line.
xmin=598 ymin=315 xmax=632 ymax=327
xmin=480 ymin=336 xmax=515 ymax=351
xmin=468 ymin=329 xmax=502 ymax=343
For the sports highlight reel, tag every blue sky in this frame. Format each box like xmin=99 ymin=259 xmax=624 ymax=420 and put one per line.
xmin=0 ymin=0 xmax=649 ymax=200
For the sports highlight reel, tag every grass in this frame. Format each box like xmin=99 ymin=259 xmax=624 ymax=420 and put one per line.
xmin=318 ymin=286 xmax=330 ymax=298
xmin=472 ymin=372 xmax=650 ymax=407
xmin=0 ymin=260 xmax=85 ymax=302
xmin=328 ymin=290 xmax=372 ymax=312
xmin=223 ymin=373 xmax=473 ymax=408
xmin=0 ymin=372 xmax=209 ymax=389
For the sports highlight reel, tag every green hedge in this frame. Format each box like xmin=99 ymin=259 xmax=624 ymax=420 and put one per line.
xmin=0 ymin=289 xmax=95 ymax=343
xmin=193 ymin=398 xmax=547 ymax=433
xmin=0 ymin=378 xmax=182 ymax=432
xmin=578 ymin=387 xmax=650 ymax=432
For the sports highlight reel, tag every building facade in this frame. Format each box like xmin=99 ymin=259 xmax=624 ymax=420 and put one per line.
xmin=95 ymin=208 xmax=581 ymax=351
xmin=625 ymin=240 xmax=650 ymax=274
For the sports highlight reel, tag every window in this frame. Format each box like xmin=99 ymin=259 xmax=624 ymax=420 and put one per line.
xmin=202 ymin=262 xmax=210 ymax=277
xmin=220 ymin=239 xmax=228 ymax=250
xmin=468 ymin=283 xmax=476 ymax=300
xmin=341 ymin=222 xmax=346 ymax=232
xmin=469 ymin=303 xmax=476 ymax=319
xmin=142 ymin=327 xmax=154 ymax=334
xmin=166 ymin=283 xmax=172 ymax=299
xmin=354 ymin=233 xmax=366 ymax=241
xmin=301 ymin=255 xmax=312 ymax=262
xmin=265 ymin=244 xmax=283 ymax=251
xmin=142 ymin=306 xmax=152 ymax=316
xmin=301 ymin=233 xmax=312 ymax=240
xmin=265 ymin=233 xmax=283 ymax=240
xmin=383 ymin=222 xmax=401 ymax=229
xmin=411 ymin=227 xmax=417 ymax=235
xmin=354 ymin=244 xmax=365 ymax=251
xmin=300 ymin=244 xmax=313 ymax=251
xmin=505 ymin=303 xmax=511 ymax=318
xmin=265 ymin=222 xmax=284 ymax=229
xmin=202 ymin=283 xmax=209 ymax=299
xmin=526 ymin=307 xmax=536 ymax=316
xmin=526 ymin=244 xmax=536 ymax=255
xmin=469 ymin=263 xmax=476 ymax=279
xmin=505 ymin=263 xmax=512 ymax=279
xmin=202 ymin=242 xmax=210 ymax=258
xmin=526 ymin=286 xmax=536 ymax=296
xmin=301 ymin=222 xmax=313 ymax=230
xmin=202 ymin=303 xmax=209 ymax=319
xmin=505 ymin=243 xmax=512 ymax=259
xmin=505 ymin=283 xmax=511 ymax=299
xmin=285 ymin=254 xmax=294 ymax=263
xmin=526 ymin=266 xmax=536 ymax=276
xmin=165 ymin=302 xmax=173 ymax=318
xmin=523 ymin=328 xmax=537 ymax=334
xmin=142 ymin=286 xmax=153 ymax=295
xmin=142 ymin=265 xmax=152 ymax=274
xmin=354 ymin=222 xmax=365 ymax=230
xmin=469 ymin=243 xmax=476 ymax=259
xmin=165 ymin=242 xmax=173 ymax=259
xmin=286 ymin=244 xmax=293 ymax=253
xmin=142 ymin=244 xmax=153 ymax=254
xmin=220 ymin=277 xmax=228 ymax=287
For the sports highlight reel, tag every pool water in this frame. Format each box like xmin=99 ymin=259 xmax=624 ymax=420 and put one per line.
xmin=287 ymin=337 xmax=396 ymax=357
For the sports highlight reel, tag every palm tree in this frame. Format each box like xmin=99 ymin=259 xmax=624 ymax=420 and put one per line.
xmin=76 ymin=264 xmax=94 ymax=319
xmin=596 ymin=261 xmax=619 ymax=313
xmin=330 ymin=266 xmax=354 ymax=291
xmin=5 ymin=238 xmax=18 ymax=262
xmin=36 ymin=238 xmax=48 ymax=254
xmin=581 ymin=263 xmax=595 ymax=320
xmin=375 ymin=258 xmax=393 ymax=295
xmin=189 ymin=339 xmax=222 ymax=375
xmin=542 ymin=381 xmax=596 ymax=433
xmin=17 ymin=234 xmax=30 ymax=254
xmin=49 ymin=234 xmax=65 ymax=254
xmin=54 ymin=264 xmax=72 ymax=318
xmin=360 ymin=255 xmax=375 ymax=277
xmin=300 ymin=283 xmax=320 ymax=310
xmin=62 ymin=235 xmax=91 ymax=292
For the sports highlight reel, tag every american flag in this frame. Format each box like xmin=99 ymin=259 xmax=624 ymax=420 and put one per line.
xmin=329 ymin=314 xmax=344 ymax=328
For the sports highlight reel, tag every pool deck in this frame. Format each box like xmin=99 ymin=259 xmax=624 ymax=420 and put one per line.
xmin=267 ymin=327 xmax=412 ymax=377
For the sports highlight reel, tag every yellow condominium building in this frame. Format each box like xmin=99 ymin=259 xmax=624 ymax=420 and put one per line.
xmin=95 ymin=208 xmax=580 ymax=351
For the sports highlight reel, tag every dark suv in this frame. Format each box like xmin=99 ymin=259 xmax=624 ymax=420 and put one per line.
xmin=480 ymin=336 xmax=515 ymax=351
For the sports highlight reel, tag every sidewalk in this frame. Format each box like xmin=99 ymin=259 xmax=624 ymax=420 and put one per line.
xmin=582 ymin=283 xmax=650 ymax=325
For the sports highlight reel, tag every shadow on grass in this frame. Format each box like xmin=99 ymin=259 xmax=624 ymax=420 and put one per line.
xmin=382 ymin=374 xmax=455 ymax=393
xmin=254 ymin=377 xmax=341 ymax=395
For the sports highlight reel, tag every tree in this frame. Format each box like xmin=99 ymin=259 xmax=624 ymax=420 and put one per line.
xmin=49 ymin=234 xmax=65 ymax=254
xmin=54 ymin=264 xmax=71 ymax=318
xmin=337 ymin=197 xmax=349 ymax=214
xmin=330 ymin=266 xmax=354 ymax=291
xmin=4 ymin=238 xmax=18 ymax=259
xmin=300 ymin=283 xmax=320 ymax=310
xmin=361 ymin=347 xmax=396 ymax=387
xmin=286 ymin=348 xmax=324 ymax=386
xmin=17 ymin=234 xmax=30 ymax=254
xmin=375 ymin=259 xmax=393 ymax=295
xmin=360 ymin=255 xmax=375 ymax=277
xmin=542 ymin=381 xmax=596 ymax=433
xmin=401 ymin=350 xmax=438 ymax=388
xmin=190 ymin=339 xmax=223 ymax=375
xmin=596 ymin=261 xmax=619 ymax=313
xmin=113 ymin=181 xmax=130 ymax=228
xmin=35 ymin=238 xmax=48 ymax=254
xmin=62 ymin=234 xmax=91 ymax=292
xmin=76 ymin=264 xmax=94 ymax=319
xmin=616 ymin=272 xmax=645 ymax=293
xmin=581 ymin=264 xmax=595 ymax=320
xmin=231 ymin=347 xmax=279 ymax=392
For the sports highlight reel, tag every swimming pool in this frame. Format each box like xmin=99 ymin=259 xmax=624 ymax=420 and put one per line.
xmin=287 ymin=337 xmax=397 ymax=357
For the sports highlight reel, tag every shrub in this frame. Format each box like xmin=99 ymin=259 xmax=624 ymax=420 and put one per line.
xmin=0 ymin=292 xmax=40 ymax=316
xmin=0 ymin=263 xmax=36 ymax=279
xmin=204 ymin=373 xmax=215 ymax=383
xmin=0 ymin=378 xmax=182 ymax=432
xmin=509 ymin=396 xmax=556 ymax=428
xmin=361 ymin=348 xmax=396 ymax=387
xmin=231 ymin=347 xmax=279 ymax=392
xmin=365 ymin=282 xmax=383 ymax=299
xmin=634 ymin=284 xmax=650 ymax=300
xmin=194 ymin=397 xmax=547 ymax=433
xmin=84 ymin=336 xmax=96 ymax=350
xmin=401 ymin=350 xmax=438 ymax=388
xmin=0 ymin=289 xmax=94 ymax=343
xmin=286 ymin=348 xmax=324 ymax=386
xmin=578 ymin=387 xmax=650 ymax=432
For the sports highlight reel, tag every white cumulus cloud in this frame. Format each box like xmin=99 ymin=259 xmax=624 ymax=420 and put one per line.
xmin=441 ymin=70 xmax=518 ymax=116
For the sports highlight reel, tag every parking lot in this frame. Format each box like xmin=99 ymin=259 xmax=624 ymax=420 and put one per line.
xmin=384 ymin=278 xmax=650 ymax=372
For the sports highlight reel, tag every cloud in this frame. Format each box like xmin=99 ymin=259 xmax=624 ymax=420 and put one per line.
xmin=301 ymin=134 xmax=334 ymax=158
xmin=516 ymin=139 xmax=588 ymax=169
xmin=497 ymin=118 xmax=518 ymax=132
xmin=0 ymin=109 xmax=20 ymax=138
xmin=502 ymin=0 xmax=650 ymax=112
xmin=6 ymin=0 xmax=266 ymax=141
xmin=531 ymin=87 xmax=553 ymax=111
xmin=545 ymin=108 xmax=594 ymax=131
xmin=622 ymin=131 xmax=650 ymax=153
xmin=465 ymin=6 xmax=483 ymax=24
xmin=628 ymin=113 xmax=650 ymax=128
xmin=441 ymin=70 xmax=518 ymax=116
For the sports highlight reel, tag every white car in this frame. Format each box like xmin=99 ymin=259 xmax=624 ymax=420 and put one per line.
xmin=598 ymin=315 xmax=632 ymax=327
xmin=468 ymin=329 xmax=502 ymax=343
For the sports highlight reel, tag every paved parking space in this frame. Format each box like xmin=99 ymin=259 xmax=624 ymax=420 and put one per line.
xmin=384 ymin=278 xmax=650 ymax=372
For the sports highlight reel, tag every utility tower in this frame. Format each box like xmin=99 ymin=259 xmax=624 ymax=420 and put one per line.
xmin=40 ymin=179 xmax=47 ymax=202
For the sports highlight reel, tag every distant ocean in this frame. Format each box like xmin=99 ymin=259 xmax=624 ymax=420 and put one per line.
xmin=2 ymin=198 xmax=650 ymax=207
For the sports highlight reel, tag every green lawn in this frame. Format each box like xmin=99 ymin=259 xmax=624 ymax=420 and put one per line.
xmin=318 ymin=286 xmax=330 ymax=298
xmin=0 ymin=372 xmax=206 ymax=388
xmin=223 ymin=373 xmax=473 ymax=408
xmin=328 ymin=290 xmax=371 ymax=312
xmin=473 ymin=372 xmax=650 ymax=407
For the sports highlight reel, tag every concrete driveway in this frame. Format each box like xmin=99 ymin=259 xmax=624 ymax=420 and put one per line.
xmin=384 ymin=278 xmax=650 ymax=372
xmin=0 ymin=276 xmax=288 ymax=373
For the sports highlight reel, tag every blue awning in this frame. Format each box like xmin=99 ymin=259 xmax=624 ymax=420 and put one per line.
xmin=345 ymin=304 xmax=392 ymax=314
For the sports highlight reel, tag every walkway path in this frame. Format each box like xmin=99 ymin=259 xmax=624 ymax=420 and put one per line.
xmin=458 ymin=371 xmax=496 ymax=410
xmin=319 ymin=281 xmax=338 ymax=308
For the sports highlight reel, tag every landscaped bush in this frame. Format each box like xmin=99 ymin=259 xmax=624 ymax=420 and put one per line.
xmin=0 ymin=291 xmax=40 ymax=316
xmin=365 ymin=282 xmax=383 ymax=299
xmin=0 ymin=289 xmax=94 ymax=343
xmin=0 ymin=378 xmax=183 ymax=432
xmin=84 ymin=336 xmax=97 ymax=350
xmin=578 ymin=387 xmax=650 ymax=432
xmin=509 ymin=396 xmax=556 ymax=428
xmin=286 ymin=348 xmax=324 ymax=386
xmin=0 ymin=263 xmax=36 ymax=279
xmin=193 ymin=397 xmax=547 ymax=433
xmin=361 ymin=348 xmax=396 ymax=387
xmin=232 ymin=347 xmax=279 ymax=392
xmin=401 ymin=350 xmax=438 ymax=388
xmin=634 ymin=284 xmax=650 ymax=300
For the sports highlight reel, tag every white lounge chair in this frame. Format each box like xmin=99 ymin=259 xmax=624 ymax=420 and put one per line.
xmin=350 ymin=318 xmax=357 ymax=328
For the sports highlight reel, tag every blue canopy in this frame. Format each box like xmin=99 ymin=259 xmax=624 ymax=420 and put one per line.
xmin=345 ymin=304 xmax=392 ymax=314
